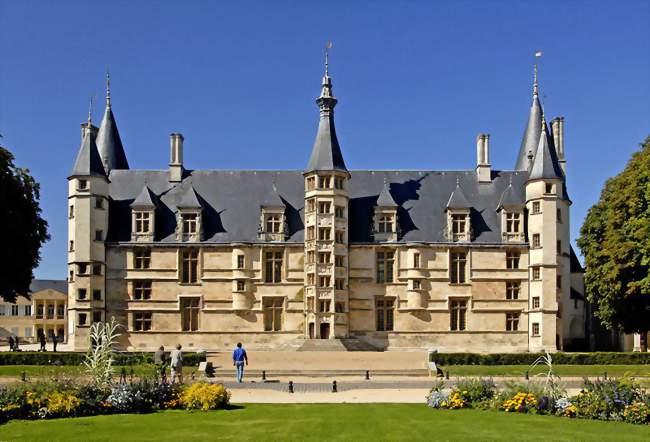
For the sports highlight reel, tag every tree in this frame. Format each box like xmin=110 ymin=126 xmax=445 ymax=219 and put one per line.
xmin=577 ymin=136 xmax=650 ymax=336
xmin=0 ymin=140 xmax=50 ymax=303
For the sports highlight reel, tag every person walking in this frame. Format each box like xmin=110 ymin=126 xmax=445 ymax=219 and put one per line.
xmin=14 ymin=336 xmax=19 ymax=351
xmin=38 ymin=330 xmax=46 ymax=351
xmin=232 ymin=342 xmax=248 ymax=383
xmin=51 ymin=333 xmax=58 ymax=352
xmin=7 ymin=336 xmax=15 ymax=351
xmin=154 ymin=346 xmax=166 ymax=378
xmin=169 ymin=344 xmax=183 ymax=384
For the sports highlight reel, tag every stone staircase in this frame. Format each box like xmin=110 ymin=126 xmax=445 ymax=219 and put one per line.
xmin=296 ymin=338 xmax=381 ymax=352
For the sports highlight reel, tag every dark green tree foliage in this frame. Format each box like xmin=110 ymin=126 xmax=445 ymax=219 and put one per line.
xmin=0 ymin=143 xmax=49 ymax=302
xmin=578 ymin=136 xmax=650 ymax=333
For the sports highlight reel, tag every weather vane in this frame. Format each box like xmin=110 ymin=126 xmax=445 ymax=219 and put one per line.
xmin=324 ymin=41 xmax=333 ymax=76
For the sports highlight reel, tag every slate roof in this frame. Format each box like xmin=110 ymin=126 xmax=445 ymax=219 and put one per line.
xmin=376 ymin=181 xmax=398 ymax=207
xmin=29 ymin=279 xmax=67 ymax=294
xmin=106 ymin=169 xmax=529 ymax=244
xmin=96 ymin=105 xmax=129 ymax=172
xmin=497 ymin=183 xmax=524 ymax=209
xmin=529 ymin=125 xmax=563 ymax=181
xmin=261 ymin=183 xmax=286 ymax=207
xmin=570 ymin=246 xmax=585 ymax=273
xmin=515 ymin=93 xmax=543 ymax=171
xmin=70 ymin=128 xmax=106 ymax=177
xmin=130 ymin=185 xmax=156 ymax=208
xmin=446 ymin=183 xmax=471 ymax=209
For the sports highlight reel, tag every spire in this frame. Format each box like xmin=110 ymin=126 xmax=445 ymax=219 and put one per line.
xmin=528 ymin=122 xmax=563 ymax=181
xmin=96 ymin=72 xmax=129 ymax=173
xmin=70 ymin=100 xmax=105 ymax=178
xmin=376 ymin=178 xmax=398 ymax=207
xmin=306 ymin=43 xmax=348 ymax=174
xmin=514 ymin=63 xmax=544 ymax=171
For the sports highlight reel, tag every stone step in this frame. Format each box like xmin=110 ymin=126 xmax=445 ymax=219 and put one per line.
xmin=296 ymin=338 xmax=382 ymax=352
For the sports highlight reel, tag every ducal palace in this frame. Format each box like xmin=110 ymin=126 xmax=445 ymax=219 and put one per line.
xmin=67 ymin=62 xmax=587 ymax=353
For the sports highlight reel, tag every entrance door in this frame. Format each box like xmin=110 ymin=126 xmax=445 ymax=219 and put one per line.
xmin=320 ymin=322 xmax=330 ymax=339
xmin=308 ymin=322 xmax=315 ymax=339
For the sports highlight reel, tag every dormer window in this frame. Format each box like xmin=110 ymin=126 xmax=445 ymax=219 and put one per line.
xmin=374 ymin=180 xmax=399 ymax=242
xmin=130 ymin=186 xmax=157 ymax=242
xmin=259 ymin=209 xmax=286 ymax=241
xmin=501 ymin=210 xmax=525 ymax=242
xmin=452 ymin=214 xmax=466 ymax=235
xmin=176 ymin=209 xmax=202 ymax=241
xmin=265 ymin=214 xmax=282 ymax=233
xmin=135 ymin=212 xmax=151 ymax=234
xmin=378 ymin=215 xmax=394 ymax=233
xmin=183 ymin=213 xmax=198 ymax=234
xmin=447 ymin=210 xmax=470 ymax=242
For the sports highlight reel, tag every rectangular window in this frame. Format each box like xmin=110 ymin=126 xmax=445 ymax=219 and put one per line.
xmin=318 ymin=201 xmax=331 ymax=214
xmin=451 ymin=214 xmax=466 ymax=234
xmin=506 ymin=251 xmax=520 ymax=269
xmin=182 ymin=213 xmax=198 ymax=234
xmin=307 ymin=226 xmax=315 ymax=240
xmin=376 ymin=251 xmax=395 ymax=283
xmin=78 ymin=179 xmax=88 ymax=190
xmin=318 ymin=252 xmax=331 ymax=264
xmin=318 ymin=228 xmax=331 ymax=240
xmin=334 ymin=177 xmax=344 ymax=190
xmin=69 ymin=270 xmax=74 ymax=282
xmin=378 ymin=215 xmax=393 ymax=233
xmin=93 ymin=289 xmax=102 ymax=301
xmin=264 ymin=250 xmax=283 ymax=283
xmin=319 ymin=176 xmax=331 ymax=189
xmin=69 ymin=205 xmax=74 ymax=218
xmin=134 ymin=249 xmax=151 ymax=269
xmin=306 ymin=177 xmax=316 ymax=191
xmin=36 ymin=304 xmax=44 ymax=318
xmin=11 ymin=305 xmax=19 ymax=316
xmin=413 ymin=252 xmax=420 ymax=268
xmin=78 ymin=313 xmax=87 ymax=325
xmin=263 ymin=297 xmax=283 ymax=331
xmin=557 ymin=240 xmax=562 ymax=254
xmin=237 ymin=255 xmax=245 ymax=269
xmin=92 ymin=311 xmax=102 ymax=323
xmin=412 ymin=280 xmax=421 ymax=290
xmin=335 ymin=278 xmax=345 ymax=290
xmin=545 ymin=184 xmax=554 ymax=194
xmin=335 ymin=231 xmax=344 ymax=244
xmin=376 ymin=297 xmax=395 ymax=331
xmin=47 ymin=304 xmax=54 ymax=318
xmin=135 ymin=212 xmax=151 ymax=233
xmin=506 ymin=281 xmax=520 ymax=300
xmin=307 ymin=273 xmax=314 ymax=285
xmin=532 ymin=296 xmax=540 ymax=309
xmin=557 ymin=208 xmax=562 ymax=223
xmin=506 ymin=212 xmax=521 ymax=233
xmin=134 ymin=312 xmax=152 ymax=331
xmin=306 ymin=251 xmax=315 ymax=264
xmin=306 ymin=198 xmax=316 ymax=213
xmin=318 ymin=299 xmax=331 ymax=313
xmin=532 ymin=267 xmax=541 ymax=280
xmin=506 ymin=313 xmax=520 ymax=331
xmin=265 ymin=214 xmax=282 ymax=233
xmin=532 ymin=322 xmax=540 ymax=336
xmin=450 ymin=251 xmax=467 ymax=284
xmin=335 ymin=255 xmax=344 ymax=267
xmin=532 ymin=234 xmax=541 ymax=248
xmin=335 ymin=302 xmax=345 ymax=313
xmin=450 ymin=300 xmax=467 ymax=331
xmin=236 ymin=280 xmax=246 ymax=291
xmin=532 ymin=201 xmax=541 ymax=214
xmin=95 ymin=198 xmax=103 ymax=209
xmin=69 ymin=240 xmax=74 ymax=252
xmin=57 ymin=304 xmax=64 ymax=318
xmin=95 ymin=230 xmax=103 ymax=241
xmin=133 ymin=281 xmax=152 ymax=300
xmin=335 ymin=206 xmax=344 ymax=218
xmin=180 ymin=297 xmax=200 ymax=331
xmin=24 ymin=305 xmax=31 ymax=316
xmin=319 ymin=276 xmax=331 ymax=287
xmin=181 ymin=249 xmax=199 ymax=284
xmin=92 ymin=264 xmax=102 ymax=275
xmin=77 ymin=263 xmax=87 ymax=275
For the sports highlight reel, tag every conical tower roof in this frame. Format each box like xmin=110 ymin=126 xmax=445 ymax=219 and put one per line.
xmin=70 ymin=124 xmax=105 ymax=178
xmin=96 ymin=72 xmax=129 ymax=173
xmin=529 ymin=123 xmax=563 ymax=181
xmin=514 ymin=66 xmax=544 ymax=171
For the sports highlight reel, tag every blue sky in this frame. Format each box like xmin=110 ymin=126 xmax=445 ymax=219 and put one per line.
xmin=1 ymin=1 xmax=648 ymax=279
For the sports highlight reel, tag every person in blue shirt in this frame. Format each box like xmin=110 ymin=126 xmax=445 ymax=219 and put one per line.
xmin=232 ymin=342 xmax=248 ymax=383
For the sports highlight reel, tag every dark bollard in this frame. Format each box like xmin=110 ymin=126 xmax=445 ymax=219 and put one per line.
xmin=365 ymin=370 xmax=370 ymax=380
xmin=445 ymin=371 xmax=450 ymax=380
xmin=288 ymin=381 xmax=294 ymax=393
xmin=191 ymin=371 xmax=195 ymax=381
xmin=332 ymin=380 xmax=338 ymax=393
xmin=21 ymin=371 xmax=27 ymax=382
xmin=262 ymin=370 xmax=266 ymax=381
xmin=525 ymin=371 xmax=529 ymax=380
xmin=603 ymin=371 xmax=608 ymax=380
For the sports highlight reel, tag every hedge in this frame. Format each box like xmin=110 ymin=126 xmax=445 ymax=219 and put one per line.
xmin=429 ymin=352 xmax=650 ymax=365
xmin=0 ymin=351 xmax=206 ymax=367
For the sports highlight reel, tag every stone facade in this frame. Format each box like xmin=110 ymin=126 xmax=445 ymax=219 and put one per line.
xmin=66 ymin=66 xmax=586 ymax=352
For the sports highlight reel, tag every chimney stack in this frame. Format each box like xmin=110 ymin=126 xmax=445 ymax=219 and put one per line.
xmin=169 ymin=133 xmax=184 ymax=183
xmin=476 ymin=133 xmax=491 ymax=183
xmin=551 ymin=117 xmax=566 ymax=174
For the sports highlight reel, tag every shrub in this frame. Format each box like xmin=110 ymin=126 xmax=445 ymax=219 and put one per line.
xmin=426 ymin=390 xmax=450 ymax=409
xmin=446 ymin=390 xmax=469 ymax=409
xmin=454 ymin=378 xmax=496 ymax=403
xmin=107 ymin=380 xmax=157 ymax=413
xmin=0 ymin=351 xmax=205 ymax=367
xmin=572 ymin=377 xmax=643 ymax=421
xmin=180 ymin=383 xmax=230 ymax=411
xmin=429 ymin=352 xmax=650 ymax=366
xmin=623 ymin=401 xmax=650 ymax=425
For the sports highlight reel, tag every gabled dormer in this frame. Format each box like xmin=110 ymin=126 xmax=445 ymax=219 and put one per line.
xmin=175 ymin=186 xmax=203 ymax=242
xmin=130 ymin=186 xmax=156 ymax=242
xmin=446 ymin=180 xmax=471 ymax=242
xmin=373 ymin=180 xmax=399 ymax=242
xmin=259 ymin=184 xmax=287 ymax=242
xmin=497 ymin=179 xmax=525 ymax=242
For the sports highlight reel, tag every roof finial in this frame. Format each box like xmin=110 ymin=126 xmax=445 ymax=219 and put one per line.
xmin=106 ymin=69 xmax=111 ymax=109
xmin=533 ymin=51 xmax=542 ymax=97
xmin=456 ymin=176 xmax=460 ymax=186
xmin=324 ymin=41 xmax=333 ymax=77
xmin=87 ymin=94 xmax=95 ymax=126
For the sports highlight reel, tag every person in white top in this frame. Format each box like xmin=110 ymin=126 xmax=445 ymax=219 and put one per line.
xmin=169 ymin=344 xmax=183 ymax=384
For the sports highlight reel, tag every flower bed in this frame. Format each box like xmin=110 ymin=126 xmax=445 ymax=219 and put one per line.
xmin=426 ymin=376 xmax=650 ymax=425
xmin=0 ymin=380 xmax=229 ymax=423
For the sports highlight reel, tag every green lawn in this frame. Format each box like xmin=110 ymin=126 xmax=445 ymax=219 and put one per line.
xmin=1 ymin=404 xmax=648 ymax=441
xmin=0 ymin=364 xmax=161 ymax=378
xmin=444 ymin=364 xmax=650 ymax=377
